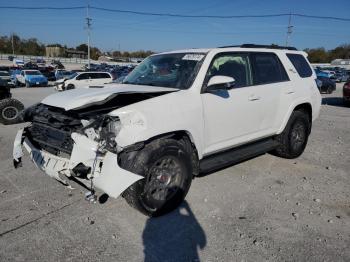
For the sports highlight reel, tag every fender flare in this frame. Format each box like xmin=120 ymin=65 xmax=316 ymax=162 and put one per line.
xmin=277 ymin=99 xmax=312 ymax=134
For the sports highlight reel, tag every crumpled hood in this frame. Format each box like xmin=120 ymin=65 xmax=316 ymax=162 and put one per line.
xmin=42 ymin=84 xmax=179 ymax=110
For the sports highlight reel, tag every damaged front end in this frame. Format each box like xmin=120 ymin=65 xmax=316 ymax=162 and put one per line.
xmin=13 ymin=103 xmax=143 ymax=199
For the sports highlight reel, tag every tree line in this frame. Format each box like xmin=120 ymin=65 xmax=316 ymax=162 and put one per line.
xmin=0 ymin=34 xmax=154 ymax=59
xmin=0 ymin=34 xmax=349 ymax=62
xmin=304 ymin=44 xmax=350 ymax=63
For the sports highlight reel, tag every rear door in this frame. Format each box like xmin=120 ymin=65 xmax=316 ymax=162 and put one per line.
xmin=249 ymin=52 xmax=291 ymax=131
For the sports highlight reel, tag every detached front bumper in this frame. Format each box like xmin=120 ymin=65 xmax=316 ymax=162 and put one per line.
xmin=13 ymin=128 xmax=142 ymax=198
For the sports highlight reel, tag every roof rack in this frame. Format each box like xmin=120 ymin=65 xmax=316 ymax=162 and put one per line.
xmin=218 ymin=44 xmax=297 ymax=51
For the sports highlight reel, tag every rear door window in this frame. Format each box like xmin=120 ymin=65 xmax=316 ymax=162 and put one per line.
xmin=251 ymin=53 xmax=289 ymax=85
xmin=286 ymin=53 xmax=313 ymax=78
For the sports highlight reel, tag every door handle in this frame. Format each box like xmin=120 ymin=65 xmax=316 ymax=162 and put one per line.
xmin=248 ymin=94 xmax=260 ymax=101
xmin=286 ymin=89 xmax=295 ymax=94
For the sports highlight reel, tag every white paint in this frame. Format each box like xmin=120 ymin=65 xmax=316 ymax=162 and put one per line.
xmin=14 ymin=47 xmax=322 ymax=197
xmin=42 ymin=84 xmax=179 ymax=111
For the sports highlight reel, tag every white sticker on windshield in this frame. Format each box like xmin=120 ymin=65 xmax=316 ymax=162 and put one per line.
xmin=182 ymin=54 xmax=204 ymax=61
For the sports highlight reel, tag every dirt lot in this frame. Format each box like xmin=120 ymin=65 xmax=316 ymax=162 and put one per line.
xmin=0 ymin=85 xmax=349 ymax=262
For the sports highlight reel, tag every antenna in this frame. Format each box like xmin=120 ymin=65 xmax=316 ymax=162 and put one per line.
xmin=285 ymin=13 xmax=293 ymax=46
xmin=86 ymin=3 xmax=92 ymax=69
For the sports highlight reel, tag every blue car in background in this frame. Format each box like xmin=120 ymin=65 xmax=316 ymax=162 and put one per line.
xmin=315 ymin=68 xmax=333 ymax=78
xmin=16 ymin=70 xmax=48 ymax=87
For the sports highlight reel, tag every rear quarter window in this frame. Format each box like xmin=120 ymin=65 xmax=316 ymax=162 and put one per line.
xmin=286 ymin=53 xmax=313 ymax=78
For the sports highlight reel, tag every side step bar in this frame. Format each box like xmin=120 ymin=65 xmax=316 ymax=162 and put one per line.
xmin=199 ymin=138 xmax=279 ymax=174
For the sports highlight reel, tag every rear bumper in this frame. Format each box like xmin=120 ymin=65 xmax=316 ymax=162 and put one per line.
xmin=13 ymin=128 xmax=142 ymax=198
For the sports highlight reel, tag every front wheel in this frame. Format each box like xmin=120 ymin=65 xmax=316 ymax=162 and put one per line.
xmin=272 ymin=110 xmax=310 ymax=159
xmin=25 ymin=81 xmax=30 ymax=88
xmin=120 ymin=137 xmax=197 ymax=217
xmin=66 ymin=84 xmax=75 ymax=90
xmin=0 ymin=98 xmax=24 ymax=125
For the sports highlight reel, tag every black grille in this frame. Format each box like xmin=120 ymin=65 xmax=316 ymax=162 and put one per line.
xmin=26 ymin=104 xmax=83 ymax=156
xmin=28 ymin=122 xmax=74 ymax=155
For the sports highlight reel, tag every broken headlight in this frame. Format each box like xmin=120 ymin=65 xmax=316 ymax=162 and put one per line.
xmin=100 ymin=116 xmax=121 ymax=152
xmin=82 ymin=115 xmax=121 ymax=153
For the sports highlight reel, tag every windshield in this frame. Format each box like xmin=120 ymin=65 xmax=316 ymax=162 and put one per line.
xmin=25 ymin=70 xmax=41 ymax=75
xmin=123 ymin=53 xmax=205 ymax=89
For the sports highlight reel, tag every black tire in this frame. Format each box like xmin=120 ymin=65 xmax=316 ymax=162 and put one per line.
xmin=66 ymin=84 xmax=75 ymax=90
xmin=344 ymin=99 xmax=350 ymax=107
xmin=273 ymin=110 xmax=310 ymax=159
xmin=25 ymin=81 xmax=30 ymax=88
xmin=0 ymin=98 xmax=24 ymax=125
xmin=120 ymin=136 xmax=198 ymax=217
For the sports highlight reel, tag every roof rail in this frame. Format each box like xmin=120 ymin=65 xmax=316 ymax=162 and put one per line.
xmin=218 ymin=44 xmax=297 ymax=51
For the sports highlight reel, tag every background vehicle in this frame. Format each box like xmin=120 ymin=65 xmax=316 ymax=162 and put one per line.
xmin=343 ymin=80 xmax=350 ymax=106
xmin=50 ymin=60 xmax=65 ymax=69
xmin=13 ymin=59 xmax=24 ymax=67
xmin=334 ymin=71 xmax=348 ymax=82
xmin=0 ymin=80 xmax=24 ymax=124
xmin=39 ymin=69 xmax=56 ymax=82
xmin=16 ymin=70 xmax=48 ymax=87
xmin=317 ymin=76 xmax=336 ymax=94
xmin=55 ymin=71 xmax=113 ymax=91
xmin=0 ymin=71 xmax=14 ymax=87
xmin=55 ymin=69 xmax=73 ymax=80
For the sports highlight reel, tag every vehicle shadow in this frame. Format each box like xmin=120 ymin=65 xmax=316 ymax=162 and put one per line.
xmin=142 ymin=201 xmax=206 ymax=262
xmin=322 ymin=97 xmax=348 ymax=108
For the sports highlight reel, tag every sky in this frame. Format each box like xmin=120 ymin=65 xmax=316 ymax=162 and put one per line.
xmin=0 ymin=0 xmax=350 ymax=52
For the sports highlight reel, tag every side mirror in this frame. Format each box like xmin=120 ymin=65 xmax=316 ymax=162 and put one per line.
xmin=206 ymin=75 xmax=235 ymax=92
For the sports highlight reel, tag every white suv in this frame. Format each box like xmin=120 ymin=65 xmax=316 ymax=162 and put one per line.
xmin=13 ymin=44 xmax=321 ymax=216
xmin=55 ymin=71 xmax=113 ymax=91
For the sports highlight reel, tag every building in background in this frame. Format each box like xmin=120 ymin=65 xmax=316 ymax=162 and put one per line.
xmin=46 ymin=46 xmax=65 ymax=57
xmin=46 ymin=46 xmax=87 ymax=59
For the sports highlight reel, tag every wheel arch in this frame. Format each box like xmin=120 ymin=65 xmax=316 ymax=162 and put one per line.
xmin=121 ymin=129 xmax=201 ymax=159
xmin=277 ymin=101 xmax=312 ymax=134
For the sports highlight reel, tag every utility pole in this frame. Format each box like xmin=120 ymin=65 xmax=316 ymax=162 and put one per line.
xmin=86 ymin=4 xmax=92 ymax=69
xmin=11 ymin=33 xmax=15 ymax=56
xmin=285 ymin=13 xmax=293 ymax=47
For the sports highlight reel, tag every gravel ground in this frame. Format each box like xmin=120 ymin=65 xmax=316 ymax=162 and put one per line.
xmin=0 ymin=85 xmax=349 ymax=262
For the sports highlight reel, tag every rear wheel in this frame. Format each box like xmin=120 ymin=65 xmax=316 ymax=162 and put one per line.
xmin=0 ymin=98 xmax=24 ymax=125
xmin=120 ymin=136 xmax=198 ymax=217
xmin=273 ymin=110 xmax=310 ymax=159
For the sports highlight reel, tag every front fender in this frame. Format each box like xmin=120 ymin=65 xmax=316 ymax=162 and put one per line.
xmin=109 ymin=90 xmax=205 ymax=159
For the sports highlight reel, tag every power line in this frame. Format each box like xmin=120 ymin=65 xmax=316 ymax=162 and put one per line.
xmin=0 ymin=6 xmax=350 ymax=22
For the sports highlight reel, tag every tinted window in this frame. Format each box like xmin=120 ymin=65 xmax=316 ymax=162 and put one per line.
xmin=99 ymin=73 xmax=111 ymax=79
xmin=76 ymin=73 xmax=89 ymax=80
xmin=251 ymin=53 xmax=289 ymax=85
xmin=89 ymin=73 xmax=100 ymax=79
xmin=207 ymin=53 xmax=252 ymax=88
xmin=286 ymin=53 xmax=312 ymax=78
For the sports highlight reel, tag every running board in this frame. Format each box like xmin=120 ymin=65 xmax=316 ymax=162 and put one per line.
xmin=199 ymin=138 xmax=279 ymax=174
